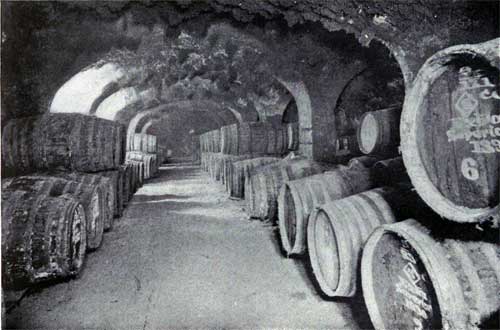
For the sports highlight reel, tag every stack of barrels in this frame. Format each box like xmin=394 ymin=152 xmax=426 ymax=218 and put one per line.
xmin=200 ymin=121 xmax=300 ymax=186
xmin=270 ymin=39 xmax=498 ymax=330
xmin=1 ymin=113 xmax=143 ymax=291
xmin=126 ymin=133 xmax=160 ymax=179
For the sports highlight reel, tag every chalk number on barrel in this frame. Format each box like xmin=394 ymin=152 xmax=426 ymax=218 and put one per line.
xmin=461 ymin=157 xmax=479 ymax=181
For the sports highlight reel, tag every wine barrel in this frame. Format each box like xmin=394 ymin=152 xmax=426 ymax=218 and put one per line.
xmin=121 ymin=164 xmax=132 ymax=205
xmin=357 ymin=107 xmax=401 ymax=155
xmin=348 ymin=155 xmax=382 ymax=168
xmin=228 ymin=157 xmax=280 ymax=199
xmin=2 ymin=190 xmax=86 ymax=290
xmin=221 ymin=124 xmax=239 ymax=155
xmin=201 ymin=152 xmax=207 ymax=171
xmin=287 ymin=122 xmax=299 ymax=151
xmin=43 ymin=171 xmax=114 ymax=232
xmin=400 ymin=38 xmax=499 ymax=223
xmin=2 ymin=113 xmax=124 ymax=176
xmin=372 ymin=157 xmax=410 ymax=186
xmin=307 ymin=188 xmax=397 ymax=297
xmin=361 ymin=219 xmax=500 ymax=330
xmin=98 ymin=169 xmax=124 ymax=218
xmin=238 ymin=122 xmax=288 ymax=156
xmin=246 ymin=157 xmax=327 ymax=221
xmin=4 ymin=175 xmax=104 ymax=250
xmin=278 ymin=161 xmax=377 ymax=256
xmin=220 ymin=154 xmax=252 ymax=188
xmin=23 ymin=174 xmax=106 ymax=250
xmin=209 ymin=153 xmax=223 ymax=181
xmin=209 ymin=129 xmax=221 ymax=153
xmin=126 ymin=160 xmax=143 ymax=193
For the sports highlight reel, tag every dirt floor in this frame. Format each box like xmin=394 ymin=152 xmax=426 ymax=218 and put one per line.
xmin=5 ymin=164 xmax=372 ymax=329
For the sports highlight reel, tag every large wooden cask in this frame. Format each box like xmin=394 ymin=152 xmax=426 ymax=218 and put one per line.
xmin=2 ymin=113 xmax=125 ymax=176
xmin=208 ymin=153 xmax=223 ymax=181
xmin=246 ymin=157 xmax=327 ymax=221
xmin=307 ymin=188 xmax=398 ymax=297
xmin=2 ymin=189 xmax=87 ymax=290
xmin=361 ymin=219 xmax=500 ymax=330
xmin=238 ymin=122 xmax=287 ymax=156
xmin=228 ymin=157 xmax=280 ymax=199
xmin=126 ymin=160 xmax=144 ymax=193
xmin=209 ymin=129 xmax=221 ymax=153
xmin=278 ymin=160 xmax=377 ymax=256
xmin=43 ymin=171 xmax=114 ymax=232
xmin=357 ymin=107 xmax=401 ymax=155
xmin=99 ymin=169 xmax=124 ymax=218
xmin=400 ymin=38 xmax=499 ymax=224
xmin=221 ymin=124 xmax=239 ymax=155
xmin=127 ymin=151 xmax=157 ymax=179
xmin=220 ymin=154 xmax=252 ymax=188
xmin=121 ymin=164 xmax=132 ymax=205
xmin=221 ymin=122 xmax=289 ymax=156
xmin=11 ymin=175 xmax=105 ymax=251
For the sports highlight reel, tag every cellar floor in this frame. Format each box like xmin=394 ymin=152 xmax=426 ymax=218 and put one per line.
xmin=5 ymin=164 xmax=370 ymax=329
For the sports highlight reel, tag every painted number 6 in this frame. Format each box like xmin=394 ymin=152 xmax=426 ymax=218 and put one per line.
xmin=461 ymin=158 xmax=479 ymax=181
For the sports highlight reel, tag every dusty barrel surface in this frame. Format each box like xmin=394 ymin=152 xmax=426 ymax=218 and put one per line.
xmin=361 ymin=219 xmax=500 ymax=330
xmin=246 ymin=157 xmax=326 ymax=221
xmin=306 ymin=188 xmax=397 ymax=297
xmin=44 ymin=171 xmax=114 ymax=232
xmin=229 ymin=157 xmax=280 ymax=199
xmin=126 ymin=160 xmax=144 ymax=193
xmin=357 ymin=107 xmax=401 ymax=155
xmin=347 ymin=155 xmax=382 ymax=168
xmin=27 ymin=174 xmax=106 ymax=250
xmin=127 ymin=150 xmax=158 ymax=179
xmin=238 ymin=122 xmax=288 ymax=156
xmin=207 ymin=153 xmax=223 ymax=181
xmin=121 ymin=164 xmax=132 ymax=204
xmin=99 ymin=169 xmax=124 ymax=218
xmin=2 ymin=184 xmax=87 ymax=289
xmin=220 ymin=154 xmax=252 ymax=189
xmin=278 ymin=161 xmax=376 ymax=256
xmin=2 ymin=113 xmax=124 ymax=176
xmin=221 ymin=124 xmax=239 ymax=155
xmin=209 ymin=129 xmax=221 ymax=153
xmin=400 ymin=38 xmax=500 ymax=223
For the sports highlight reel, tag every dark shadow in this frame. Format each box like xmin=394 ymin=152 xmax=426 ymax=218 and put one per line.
xmin=481 ymin=310 xmax=499 ymax=330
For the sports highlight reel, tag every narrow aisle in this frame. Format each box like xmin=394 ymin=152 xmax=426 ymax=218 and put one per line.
xmin=6 ymin=165 xmax=366 ymax=329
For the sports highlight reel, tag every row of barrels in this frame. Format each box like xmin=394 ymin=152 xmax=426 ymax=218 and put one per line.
xmin=201 ymin=151 xmax=499 ymax=329
xmin=200 ymin=122 xmax=299 ymax=156
xmin=2 ymin=113 xmax=126 ymax=177
xmin=198 ymin=39 xmax=500 ymax=329
xmin=350 ymin=39 xmax=499 ymax=226
xmin=222 ymin=154 xmax=499 ymax=330
xmin=126 ymin=151 xmax=159 ymax=180
xmin=1 ymin=161 xmax=145 ymax=290
xmin=200 ymin=130 xmax=221 ymax=153
xmin=129 ymin=133 xmax=157 ymax=154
